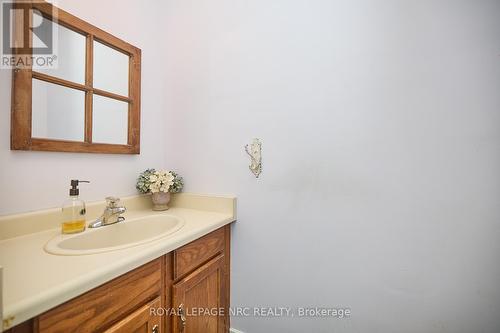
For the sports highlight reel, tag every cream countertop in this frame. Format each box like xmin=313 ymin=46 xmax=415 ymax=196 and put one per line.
xmin=0 ymin=193 xmax=236 ymax=331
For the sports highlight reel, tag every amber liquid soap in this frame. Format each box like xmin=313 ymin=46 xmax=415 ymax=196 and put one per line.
xmin=61 ymin=180 xmax=89 ymax=234
xmin=61 ymin=219 xmax=86 ymax=234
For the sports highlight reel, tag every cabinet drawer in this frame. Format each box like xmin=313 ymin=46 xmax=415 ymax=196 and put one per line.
xmin=174 ymin=228 xmax=225 ymax=279
xmin=38 ymin=258 xmax=162 ymax=333
xmin=103 ymin=296 xmax=162 ymax=333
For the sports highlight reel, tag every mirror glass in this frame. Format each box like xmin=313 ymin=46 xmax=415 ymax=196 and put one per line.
xmin=93 ymin=40 xmax=129 ymax=96
xmin=92 ymin=95 xmax=128 ymax=145
xmin=33 ymin=11 xmax=86 ymax=84
xmin=32 ymin=79 xmax=85 ymax=141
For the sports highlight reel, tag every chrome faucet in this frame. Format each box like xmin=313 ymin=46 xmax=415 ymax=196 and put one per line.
xmin=88 ymin=197 xmax=126 ymax=228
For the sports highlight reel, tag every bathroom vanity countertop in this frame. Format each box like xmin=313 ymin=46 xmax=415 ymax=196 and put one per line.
xmin=0 ymin=194 xmax=236 ymax=330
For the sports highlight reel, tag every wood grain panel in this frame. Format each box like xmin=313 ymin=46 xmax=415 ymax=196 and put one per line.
xmin=172 ymin=255 xmax=227 ymax=333
xmin=10 ymin=66 xmax=32 ymax=150
xmin=174 ymin=228 xmax=225 ymax=280
xmin=38 ymin=259 xmax=162 ymax=333
xmin=28 ymin=139 xmax=137 ymax=154
xmin=84 ymin=34 xmax=93 ymax=143
xmin=222 ymin=225 xmax=231 ymax=331
xmin=164 ymin=254 xmax=174 ymax=333
xmin=103 ymin=297 xmax=161 ymax=333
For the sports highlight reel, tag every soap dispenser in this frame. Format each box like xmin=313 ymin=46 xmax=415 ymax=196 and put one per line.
xmin=61 ymin=180 xmax=90 ymax=234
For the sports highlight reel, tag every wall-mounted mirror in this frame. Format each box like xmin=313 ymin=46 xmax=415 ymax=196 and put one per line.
xmin=11 ymin=1 xmax=141 ymax=154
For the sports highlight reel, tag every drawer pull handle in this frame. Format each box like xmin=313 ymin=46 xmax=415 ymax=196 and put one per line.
xmin=178 ymin=303 xmax=186 ymax=333
xmin=152 ymin=324 xmax=159 ymax=333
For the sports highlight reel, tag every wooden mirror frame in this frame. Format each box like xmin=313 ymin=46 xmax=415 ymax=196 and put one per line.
xmin=11 ymin=1 xmax=141 ymax=154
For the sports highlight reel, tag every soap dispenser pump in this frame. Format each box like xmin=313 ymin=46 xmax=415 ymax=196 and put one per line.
xmin=61 ymin=180 xmax=90 ymax=234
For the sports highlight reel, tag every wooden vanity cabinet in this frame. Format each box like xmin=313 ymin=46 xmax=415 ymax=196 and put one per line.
xmin=5 ymin=225 xmax=231 ymax=333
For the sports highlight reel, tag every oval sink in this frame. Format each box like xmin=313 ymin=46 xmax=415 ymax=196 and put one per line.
xmin=45 ymin=214 xmax=184 ymax=255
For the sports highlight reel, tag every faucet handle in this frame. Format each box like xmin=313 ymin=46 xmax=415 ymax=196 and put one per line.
xmin=105 ymin=196 xmax=120 ymax=208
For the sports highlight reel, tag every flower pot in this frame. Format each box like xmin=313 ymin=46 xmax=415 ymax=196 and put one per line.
xmin=151 ymin=192 xmax=171 ymax=211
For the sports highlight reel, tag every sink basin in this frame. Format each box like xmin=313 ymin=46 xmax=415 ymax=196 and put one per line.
xmin=45 ymin=214 xmax=184 ymax=255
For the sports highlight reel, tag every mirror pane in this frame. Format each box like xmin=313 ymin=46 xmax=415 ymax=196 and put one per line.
xmin=32 ymin=80 xmax=85 ymax=141
xmin=92 ymin=95 xmax=128 ymax=145
xmin=93 ymin=41 xmax=129 ymax=96
xmin=33 ymin=11 xmax=86 ymax=84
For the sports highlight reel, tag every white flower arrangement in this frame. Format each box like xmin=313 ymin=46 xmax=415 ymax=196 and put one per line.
xmin=136 ymin=169 xmax=184 ymax=194
xmin=149 ymin=170 xmax=174 ymax=193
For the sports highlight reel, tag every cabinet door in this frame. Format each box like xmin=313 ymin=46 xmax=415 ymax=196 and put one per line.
xmin=172 ymin=255 xmax=228 ymax=333
xmin=104 ymin=297 xmax=162 ymax=333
